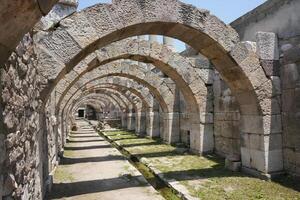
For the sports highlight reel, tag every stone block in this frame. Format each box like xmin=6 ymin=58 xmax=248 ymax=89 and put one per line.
xmin=282 ymin=89 xmax=295 ymax=112
xmin=256 ymin=32 xmax=279 ymax=60
xmin=250 ymin=149 xmax=267 ymax=173
xmin=259 ymin=97 xmax=281 ymax=115
xmin=283 ymin=148 xmax=296 ymax=172
xmin=267 ymin=149 xmax=284 ymax=173
xmin=225 ymin=159 xmax=241 ymax=172
xmin=260 ymin=60 xmax=280 ymax=77
xmin=240 ymin=114 xmax=282 ymax=135
xmin=282 ymin=46 xmax=300 ymax=65
xmin=214 ymin=120 xmax=240 ymax=139
xmin=35 ymin=29 xmax=82 ymax=65
xmin=240 ymin=115 xmax=263 ymax=134
xmin=271 ymin=76 xmax=281 ymax=95
xmin=36 ymin=3 xmax=77 ymax=31
xmin=200 ymin=123 xmax=214 ymax=153
xmin=214 ymin=112 xmax=240 ymax=121
xmin=200 ymin=112 xmax=213 ymax=124
xmin=281 ymin=63 xmax=299 ymax=90
xmin=241 ymin=147 xmax=251 ymax=169
xmin=194 ymin=68 xmax=215 ymax=85
xmin=242 ymin=133 xmax=282 ymax=151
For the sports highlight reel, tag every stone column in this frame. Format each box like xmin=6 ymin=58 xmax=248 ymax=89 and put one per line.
xmin=121 ymin=112 xmax=127 ymax=129
xmin=163 ymin=112 xmax=180 ymax=144
xmin=146 ymin=111 xmax=160 ymax=138
xmin=240 ymin=32 xmax=283 ymax=177
xmin=163 ymin=36 xmax=175 ymax=51
xmin=127 ymin=112 xmax=135 ymax=131
xmin=135 ymin=112 xmax=146 ymax=135
xmin=189 ymin=112 xmax=214 ymax=154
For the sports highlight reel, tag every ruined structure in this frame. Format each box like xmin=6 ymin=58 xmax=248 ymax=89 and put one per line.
xmin=0 ymin=0 xmax=299 ymax=199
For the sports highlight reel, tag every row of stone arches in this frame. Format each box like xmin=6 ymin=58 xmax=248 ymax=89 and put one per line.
xmin=35 ymin=0 xmax=280 ymax=176
xmin=0 ymin=0 xmax=286 ymax=199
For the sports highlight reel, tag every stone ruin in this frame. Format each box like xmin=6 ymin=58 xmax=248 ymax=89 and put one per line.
xmin=0 ymin=0 xmax=299 ymax=199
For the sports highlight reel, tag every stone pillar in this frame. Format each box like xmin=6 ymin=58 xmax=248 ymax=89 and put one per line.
xmin=189 ymin=112 xmax=214 ymax=154
xmin=163 ymin=112 xmax=180 ymax=144
xmin=146 ymin=111 xmax=160 ymax=138
xmin=163 ymin=36 xmax=175 ymax=51
xmin=239 ymin=32 xmax=283 ymax=177
xmin=121 ymin=112 xmax=127 ymax=129
xmin=127 ymin=112 xmax=135 ymax=131
xmin=135 ymin=112 xmax=146 ymax=135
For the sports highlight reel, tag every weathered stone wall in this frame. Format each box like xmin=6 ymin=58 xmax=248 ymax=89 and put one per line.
xmin=280 ymin=35 xmax=300 ymax=176
xmin=1 ymin=33 xmax=46 ymax=200
xmin=0 ymin=1 xmax=79 ymax=198
xmin=232 ymin=0 xmax=300 ymax=176
xmin=213 ymin=73 xmax=241 ymax=158
xmin=179 ymin=92 xmax=190 ymax=146
xmin=45 ymin=93 xmax=59 ymax=174
xmin=182 ymin=52 xmax=241 ymax=158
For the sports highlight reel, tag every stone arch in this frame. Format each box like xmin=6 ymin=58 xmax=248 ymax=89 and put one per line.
xmin=69 ymin=95 xmax=122 ymax=127
xmin=72 ymin=96 xmax=121 ymax=117
xmin=59 ymin=63 xmax=183 ymax=144
xmin=60 ymin=77 xmax=157 ymax=117
xmin=36 ymin=0 xmax=281 ymax=174
xmin=78 ymin=89 xmax=135 ymax=114
xmin=52 ymin=38 xmax=209 ymax=116
xmin=79 ymin=101 xmax=105 ymax=113
xmin=69 ymin=86 xmax=149 ymax=134
xmin=0 ymin=0 xmax=58 ymax=64
xmin=60 ymin=61 xmax=174 ymax=114
xmin=72 ymin=97 xmax=120 ymax=118
xmin=96 ymin=86 xmax=145 ymax=110
xmin=66 ymin=93 xmax=127 ymax=130
xmin=66 ymin=88 xmax=139 ymax=132
xmin=60 ymin=77 xmax=161 ymax=138
xmin=66 ymin=82 xmax=155 ymax=134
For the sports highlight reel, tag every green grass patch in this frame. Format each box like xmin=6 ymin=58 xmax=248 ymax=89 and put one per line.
xmin=103 ymin=130 xmax=300 ymax=200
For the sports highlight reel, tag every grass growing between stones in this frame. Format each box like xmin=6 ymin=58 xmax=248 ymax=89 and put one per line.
xmin=102 ymin=130 xmax=300 ymax=200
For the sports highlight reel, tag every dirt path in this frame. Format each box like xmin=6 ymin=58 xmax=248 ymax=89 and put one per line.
xmin=48 ymin=120 xmax=164 ymax=200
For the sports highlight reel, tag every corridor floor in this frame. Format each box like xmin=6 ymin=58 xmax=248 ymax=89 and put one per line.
xmin=48 ymin=120 xmax=163 ymax=200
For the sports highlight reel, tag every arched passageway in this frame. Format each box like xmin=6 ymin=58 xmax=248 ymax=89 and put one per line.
xmin=35 ymin=0 xmax=281 ymax=174
xmin=2 ymin=0 xmax=297 ymax=199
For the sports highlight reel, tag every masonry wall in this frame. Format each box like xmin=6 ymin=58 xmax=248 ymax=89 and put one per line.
xmin=0 ymin=33 xmax=55 ymax=199
xmin=213 ymin=73 xmax=241 ymax=158
xmin=280 ymin=35 xmax=300 ymax=176
xmin=232 ymin=0 xmax=300 ymax=176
